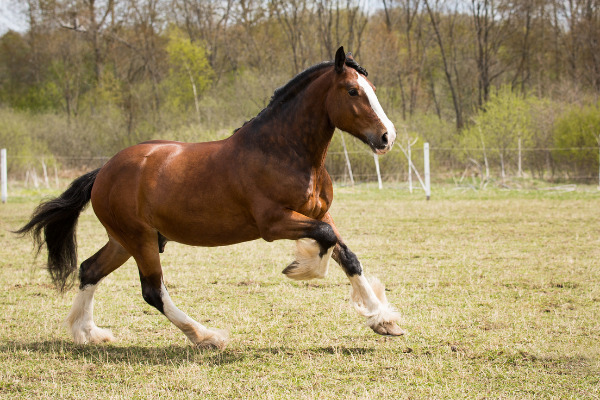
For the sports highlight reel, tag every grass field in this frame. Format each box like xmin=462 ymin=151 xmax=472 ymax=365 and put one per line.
xmin=1 ymin=184 xmax=599 ymax=399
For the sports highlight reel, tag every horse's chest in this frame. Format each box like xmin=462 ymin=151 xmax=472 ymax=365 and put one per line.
xmin=297 ymin=180 xmax=331 ymax=220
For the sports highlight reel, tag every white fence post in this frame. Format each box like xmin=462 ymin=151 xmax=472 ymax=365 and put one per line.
xmin=424 ymin=143 xmax=431 ymax=201
xmin=340 ymin=132 xmax=354 ymax=186
xmin=407 ymin=140 xmax=412 ymax=193
xmin=597 ymin=135 xmax=600 ymax=189
xmin=1 ymin=149 xmax=7 ymax=204
xmin=374 ymin=154 xmax=383 ymax=189
xmin=518 ymin=137 xmax=523 ymax=177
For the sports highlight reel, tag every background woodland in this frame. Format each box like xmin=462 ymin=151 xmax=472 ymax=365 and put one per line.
xmin=1 ymin=0 xmax=599 ymax=183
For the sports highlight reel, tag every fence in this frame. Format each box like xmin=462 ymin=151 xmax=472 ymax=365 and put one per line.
xmin=325 ymin=144 xmax=600 ymax=188
xmin=1 ymin=143 xmax=599 ymax=202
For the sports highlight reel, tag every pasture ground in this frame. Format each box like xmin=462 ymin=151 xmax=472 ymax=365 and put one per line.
xmin=0 ymin=184 xmax=599 ymax=399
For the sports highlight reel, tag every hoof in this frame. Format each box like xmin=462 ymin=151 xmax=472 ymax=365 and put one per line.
xmin=196 ymin=340 xmax=227 ymax=350
xmin=194 ymin=329 xmax=229 ymax=350
xmin=370 ymin=321 xmax=405 ymax=336
xmin=71 ymin=324 xmax=115 ymax=345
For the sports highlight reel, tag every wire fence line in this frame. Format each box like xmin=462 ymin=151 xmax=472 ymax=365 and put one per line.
xmin=328 ymin=147 xmax=600 ymax=153
xmin=2 ymin=145 xmax=600 ymax=189
xmin=327 ymin=144 xmax=600 ymax=185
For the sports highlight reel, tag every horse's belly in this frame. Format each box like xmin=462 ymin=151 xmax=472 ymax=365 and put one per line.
xmin=154 ymin=209 xmax=261 ymax=247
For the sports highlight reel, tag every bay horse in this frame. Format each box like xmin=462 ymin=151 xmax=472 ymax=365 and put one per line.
xmin=17 ymin=47 xmax=403 ymax=349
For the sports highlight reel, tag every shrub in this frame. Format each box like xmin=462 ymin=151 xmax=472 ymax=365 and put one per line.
xmin=553 ymin=103 xmax=600 ymax=181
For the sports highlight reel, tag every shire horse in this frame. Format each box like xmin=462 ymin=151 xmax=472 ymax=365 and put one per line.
xmin=17 ymin=47 xmax=403 ymax=349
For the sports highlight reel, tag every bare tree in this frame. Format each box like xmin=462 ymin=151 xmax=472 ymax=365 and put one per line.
xmin=510 ymin=0 xmax=533 ymax=93
xmin=424 ymin=0 xmax=464 ymax=129
xmin=313 ymin=0 xmax=368 ymax=61
xmin=57 ymin=0 xmax=116 ymax=86
xmin=470 ymin=0 xmax=513 ymax=106
xmin=171 ymin=0 xmax=233 ymax=80
xmin=398 ymin=0 xmax=429 ymax=118
xmin=272 ymin=0 xmax=310 ymax=74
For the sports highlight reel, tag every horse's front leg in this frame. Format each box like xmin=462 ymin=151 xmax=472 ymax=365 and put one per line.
xmin=256 ymin=207 xmax=337 ymax=281
xmin=332 ymin=241 xmax=404 ymax=336
xmin=262 ymin=209 xmax=404 ymax=336
xmin=326 ymin=213 xmax=404 ymax=336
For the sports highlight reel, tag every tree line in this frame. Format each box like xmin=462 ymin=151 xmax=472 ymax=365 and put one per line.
xmin=0 ymin=0 xmax=599 ymax=182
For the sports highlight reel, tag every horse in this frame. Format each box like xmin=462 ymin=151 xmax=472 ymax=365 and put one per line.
xmin=17 ymin=47 xmax=403 ymax=349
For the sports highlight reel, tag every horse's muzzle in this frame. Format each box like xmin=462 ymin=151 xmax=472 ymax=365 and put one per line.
xmin=369 ymin=131 xmax=396 ymax=155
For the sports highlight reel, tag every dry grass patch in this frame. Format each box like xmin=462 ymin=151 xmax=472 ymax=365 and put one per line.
xmin=1 ymin=185 xmax=599 ymax=398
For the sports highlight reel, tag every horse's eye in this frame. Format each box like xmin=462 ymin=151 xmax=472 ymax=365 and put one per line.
xmin=348 ymin=88 xmax=359 ymax=97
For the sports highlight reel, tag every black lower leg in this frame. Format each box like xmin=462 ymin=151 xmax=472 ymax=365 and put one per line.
xmin=332 ymin=243 xmax=363 ymax=277
xmin=139 ymin=273 xmax=164 ymax=314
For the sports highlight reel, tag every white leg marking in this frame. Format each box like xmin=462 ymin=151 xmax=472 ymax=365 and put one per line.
xmin=283 ymin=238 xmax=333 ymax=280
xmin=160 ymin=283 xmax=228 ymax=349
xmin=65 ymin=283 xmax=115 ymax=344
xmin=356 ymin=71 xmax=397 ymax=145
xmin=348 ymin=272 xmax=401 ymax=328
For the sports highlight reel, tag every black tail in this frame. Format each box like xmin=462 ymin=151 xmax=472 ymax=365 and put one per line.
xmin=15 ymin=169 xmax=101 ymax=292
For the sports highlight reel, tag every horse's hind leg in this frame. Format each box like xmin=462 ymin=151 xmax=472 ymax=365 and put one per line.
xmin=66 ymin=236 xmax=131 ymax=344
xmin=132 ymin=240 xmax=228 ymax=349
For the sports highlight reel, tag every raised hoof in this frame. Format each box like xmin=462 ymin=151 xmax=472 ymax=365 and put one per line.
xmin=370 ymin=321 xmax=405 ymax=336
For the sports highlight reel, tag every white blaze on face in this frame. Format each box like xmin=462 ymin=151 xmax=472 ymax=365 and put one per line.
xmin=355 ymin=71 xmax=397 ymax=147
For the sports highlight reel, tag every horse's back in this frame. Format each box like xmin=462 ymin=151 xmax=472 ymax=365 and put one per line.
xmin=91 ymin=139 xmax=261 ymax=246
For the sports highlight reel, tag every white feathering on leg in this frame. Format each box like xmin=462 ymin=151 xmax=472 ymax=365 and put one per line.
xmin=159 ymin=283 xmax=229 ymax=349
xmin=65 ymin=283 xmax=115 ymax=344
xmin=349 ymin=275 xmax=402 ymax=328
xmin=283 ymin=239 xmax=333 ymax=280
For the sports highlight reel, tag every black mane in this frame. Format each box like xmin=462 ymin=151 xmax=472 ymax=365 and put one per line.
xmin=234 ymin=56 xmax=368 ymax=132
xmin=266 ymin=62 xmax=334 ymax=113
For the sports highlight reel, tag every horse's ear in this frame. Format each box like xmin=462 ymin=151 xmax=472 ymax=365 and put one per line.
xmin=335 ymin=46 xmax=345 ymax=74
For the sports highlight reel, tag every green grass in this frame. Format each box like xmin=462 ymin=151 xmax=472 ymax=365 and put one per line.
xmin=1 ymin=185 xmax=599 ymax=399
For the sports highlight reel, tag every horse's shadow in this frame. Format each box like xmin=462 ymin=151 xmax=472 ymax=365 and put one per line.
xmin=0 ymin=340 xmax=377 ymax=366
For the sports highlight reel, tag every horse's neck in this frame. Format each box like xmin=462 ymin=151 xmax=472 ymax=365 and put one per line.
xmin=259 ymin=84 xmax=335 ymax=168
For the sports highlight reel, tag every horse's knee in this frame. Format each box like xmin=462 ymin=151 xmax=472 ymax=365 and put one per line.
xmin=139 ymin=274 xmax=164 ymax=314
xmin=334 ymin=243 xmax=363 ymax=276
xmin=310 ymin=222 xmax=337 ymax=255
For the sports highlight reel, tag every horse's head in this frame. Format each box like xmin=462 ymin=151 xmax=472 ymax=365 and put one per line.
xmin=326 ymin=47 xmax=396 ymax=155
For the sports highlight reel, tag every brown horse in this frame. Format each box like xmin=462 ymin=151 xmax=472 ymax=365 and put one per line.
xmin=17 ymin=47 xmax=403 ymax=349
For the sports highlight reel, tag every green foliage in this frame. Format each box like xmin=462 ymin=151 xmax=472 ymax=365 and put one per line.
xmin=0 ymin=3 xmax=599 ymax=183
xmin=465 ymin=87 xmax=533 ymax=149
xmin=553 ymin=103 xmax=600 ymax=179
xmin=461 ymin=87 xmax=536 ymax=174
xmin=0 ymin=108 xmax=56 ymax=174
xmin=163 ymin=27 xmax=214 ymax=115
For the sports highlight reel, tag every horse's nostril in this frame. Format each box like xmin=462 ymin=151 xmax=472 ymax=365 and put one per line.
xmin=381 ymin=132 xmax=388 ymax=146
